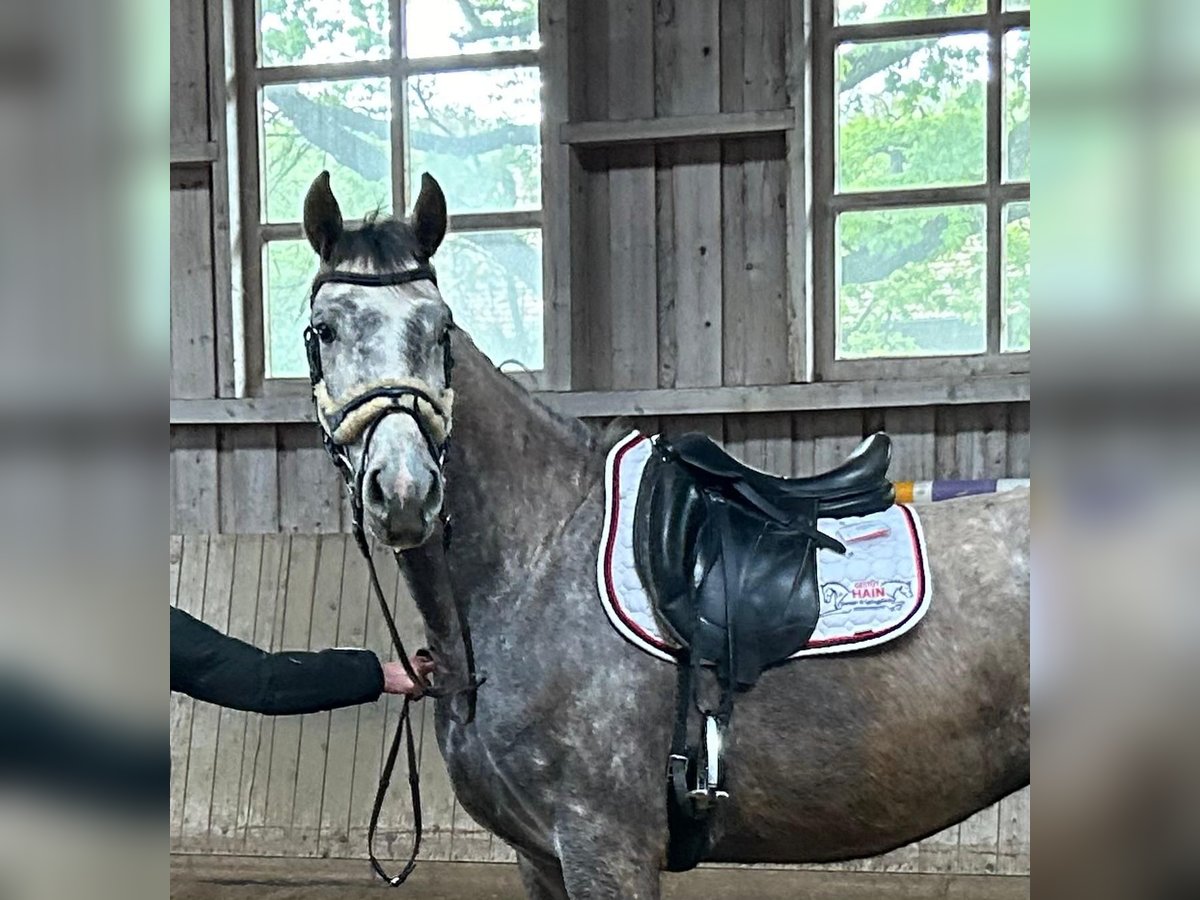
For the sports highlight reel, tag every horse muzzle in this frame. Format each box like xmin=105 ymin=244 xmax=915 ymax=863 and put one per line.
xmin=360 ymin=413 xmax=445 ymax=548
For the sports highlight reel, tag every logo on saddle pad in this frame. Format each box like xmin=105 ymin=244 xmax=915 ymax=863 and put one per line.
xmin=598 ymin=431 xmax=933 ymax=661
xmin=822 ymin=580 xmax=913 ymax=615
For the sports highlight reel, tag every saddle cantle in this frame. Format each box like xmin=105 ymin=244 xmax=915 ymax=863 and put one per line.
xmin=631 ymin=431 xmax=895 ymax=870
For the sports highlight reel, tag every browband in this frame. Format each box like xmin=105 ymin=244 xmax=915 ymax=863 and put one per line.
xmin=309 ymin=263 xmax=438 ymax=302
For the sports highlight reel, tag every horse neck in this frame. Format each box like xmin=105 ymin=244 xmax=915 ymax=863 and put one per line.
xmin=439 ymin=335 xmax=594 ymax=583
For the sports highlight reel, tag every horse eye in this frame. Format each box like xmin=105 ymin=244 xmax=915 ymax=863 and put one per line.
xmin=313 ymin=323 xmax=336 ymax=344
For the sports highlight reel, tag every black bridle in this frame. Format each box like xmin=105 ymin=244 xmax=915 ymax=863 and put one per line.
xmin=306 ymin=263 xmax=482 ymax=887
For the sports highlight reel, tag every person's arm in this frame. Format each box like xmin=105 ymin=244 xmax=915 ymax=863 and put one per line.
xmin=171 ymin=606 xmax=397 ymax=715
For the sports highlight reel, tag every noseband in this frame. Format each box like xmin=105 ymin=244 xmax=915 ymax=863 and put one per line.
xmin=305 ymin=262 xmax=481 ymax=887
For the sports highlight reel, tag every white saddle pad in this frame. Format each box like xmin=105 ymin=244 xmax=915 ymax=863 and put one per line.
xmin=597 ymin=431 xmax=932 ymax=664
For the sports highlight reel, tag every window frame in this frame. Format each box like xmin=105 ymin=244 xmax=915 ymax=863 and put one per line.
xmin=810 ymin=0 xmax=1031 ymax=381
xmin=230 ymin=0 xmax=550 ymax=398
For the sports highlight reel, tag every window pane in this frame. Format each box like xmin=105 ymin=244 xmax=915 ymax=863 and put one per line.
xmin=1005 ymin=0 xmax=1030 ymax=10
xmin=262 ymin=79 xmax=391 ymax=224
xmin=837 ymin=34 xmax=988 ymax=192
xmin=837 ymin=0 xmax=984 ymax=26
xmin=439 ymin=230 xmax=543 ymax=371
xmin=258 ymin=0 xmax=389 ymax=67
xmin=1003 ymin=203 xmax=1030 ymax=352
xmin=405 ymin=0 xmax=539 ymax=58
xmin=836 ymin=204 xmax=986 ymax=358
xmin=1005 ymin=30 xmax=1030 ymax=182
xmin=264 ymin=240 xmax=317 ymax=379
xmin=406 ymin=68 xmax=541 ymax=213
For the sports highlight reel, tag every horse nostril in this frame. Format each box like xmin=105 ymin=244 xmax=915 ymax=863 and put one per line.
xmin=365 ymin=467 xmax=386 ymax=509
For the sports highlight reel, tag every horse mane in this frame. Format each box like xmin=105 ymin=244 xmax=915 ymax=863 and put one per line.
xmin=330 ymin=212 xmax=426 ymax=271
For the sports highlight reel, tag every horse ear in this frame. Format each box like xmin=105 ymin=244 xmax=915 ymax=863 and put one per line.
xmin=411 ymin=173 xmax=447 ymax=258
xmin=303 ymin=171 xmax=344 ymax=262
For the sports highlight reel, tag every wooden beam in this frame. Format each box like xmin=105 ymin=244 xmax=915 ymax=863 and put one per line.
xmin=560 ymin=109 xmax=794 ymax=148
xmin=170 ymin=374 xmax=1030 ymax=424
xmin=170 ymin=142 xmax=219 ymax=165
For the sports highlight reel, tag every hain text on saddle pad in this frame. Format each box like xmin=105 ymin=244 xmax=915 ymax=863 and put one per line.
xmin=597 ymin=432 xmax=932 ymax=663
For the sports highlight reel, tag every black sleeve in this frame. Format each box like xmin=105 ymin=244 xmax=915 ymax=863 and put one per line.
xmin=170 ymin=606 xmax=384 ymax=715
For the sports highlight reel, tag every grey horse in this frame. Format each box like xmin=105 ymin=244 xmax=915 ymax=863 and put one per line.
xmin=301 ymin=172 xmax=1030 ymax=899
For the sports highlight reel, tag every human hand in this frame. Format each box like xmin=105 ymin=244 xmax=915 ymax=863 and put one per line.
xmin=381 ymin=655 xmax=435 ymax=697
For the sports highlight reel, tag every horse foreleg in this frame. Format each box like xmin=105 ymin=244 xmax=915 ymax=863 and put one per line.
xmin=517 ymin=852 xmax=569 ymax=900
xmin=555 ymin=823 xmax=661 ymax=900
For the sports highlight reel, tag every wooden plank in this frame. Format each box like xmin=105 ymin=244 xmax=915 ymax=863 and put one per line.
xmin=220 ymin=424 xmax=280 ymax=532
xmin=170 ymin=142 xmax=218 ymax=165
xmin=171 ymin=374 xmax=1031 ymax=423
xmin=918 ymin=822 xmax=962 ymax=874
xmin=540 ymin=0 xmax=572 ymax=391
xmin=948 ymin=405 xmax=1008 ymax=479
xmin=656 ymin=0 xmax=722 ymax=388
xmin=320 ymin=536 xmax=371 ymax=857
xmin=169 ymin=0 xmax=209 ymax=144
xmin=449 ymin=798 xmax=493 ymax=863
xmin=258 ymin=535 xmax=318 ymax=852
xmin=560 ymin=109 xmax=794 ymax=146
xmin=207 ymin=0 xmax=235 ymax=397
xmin=278 ymin=424 xmax=344 ymax=533
xmin=935 ymin=407 xmax=959 ymax=479
xmin=791 ymin=414 xmax=816 ymax=477
xmin=812 ymin=410 xmax=865 ymax=472
xmin=170 ymin=180 xmax=216 ymax=399
xmin=292 ymin=536 xmax=347 ymax=854
xmin=997 ymin=786 xmax=1030 ymax=875
xmin=606 ymin=0 xmax=657 ymax=392
xmin=169 ymin=535 xmax=184 ymax=607
xmin=884 ymin=407 xmax=938 ymax=482
xmin=568 ymin=0 xmax=607 ymax=384
xmin=957 ymin=803 xmax=1001 ymax=874
xmin=239 ymin=535 xmax=289 ymax=847
xmin=171 ymin=426 xmax=219 ymax=533
xmin=724 ymin=414 xmax=792 ymax=477
xmin=723 ymin=0 xmax=790 ymax=388
xmin=207 ymin=536 xmax=262 ymax=851
xmin=784 ymin=0 xmax=810 ymax=381
xmin=171 ymin=535 xmax=209 ymax=845
xmin=654 ymin=155 xmax=678 ymax=389
xmin=180 ymin=535 xmax=236 ymax=848
xmin=1006 ymin=403 xmax=1030 ymax=478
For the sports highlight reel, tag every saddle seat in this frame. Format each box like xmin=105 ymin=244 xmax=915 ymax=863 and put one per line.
xmin=667 ymin=432 xmax=892 ymax=518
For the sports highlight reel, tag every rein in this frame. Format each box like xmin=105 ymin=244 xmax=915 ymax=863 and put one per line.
xmin=306 ymin=263 xmax=482 ymax=886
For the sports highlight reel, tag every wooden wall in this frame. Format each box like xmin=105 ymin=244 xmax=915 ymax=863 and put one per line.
xmin=571 ymin=0 xmax=797 ymax=391
xmin=170 ymin=533 xmax=1030 ymax=876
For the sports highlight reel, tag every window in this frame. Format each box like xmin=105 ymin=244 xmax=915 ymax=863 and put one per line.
xmin=234 ymin=0 xmax=543 ymax=394
xmin=812 ymin=0 xmax=1030 ymax=378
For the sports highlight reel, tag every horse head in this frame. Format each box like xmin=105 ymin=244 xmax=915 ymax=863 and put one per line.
xmin=301 ymin=171 xmax=451 ymax=549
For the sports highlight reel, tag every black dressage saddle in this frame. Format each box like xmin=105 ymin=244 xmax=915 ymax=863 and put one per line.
xmin=631 ymin=431 xmax=895 ymax=870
